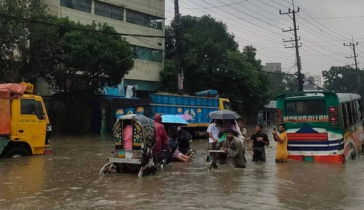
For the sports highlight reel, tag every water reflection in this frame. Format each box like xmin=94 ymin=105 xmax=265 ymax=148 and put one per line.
xmin=0 ymin=156 xmax=45 ymax=198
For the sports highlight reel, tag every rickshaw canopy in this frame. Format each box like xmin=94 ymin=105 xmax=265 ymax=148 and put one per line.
xmin=114 ymin=114 xmax=155 ymax=149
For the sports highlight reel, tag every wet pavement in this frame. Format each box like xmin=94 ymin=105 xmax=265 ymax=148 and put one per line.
xmin=1 ymin=129 xmax=364 ymax=210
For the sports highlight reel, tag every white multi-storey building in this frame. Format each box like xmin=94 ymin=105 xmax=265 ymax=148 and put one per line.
xmin=40 ymin=0 xmax=165 ymax=94
xmin=304 ymin=73 xmax=322 ymax=88
xmin=263 ymin=63 xmax=282 ymax=72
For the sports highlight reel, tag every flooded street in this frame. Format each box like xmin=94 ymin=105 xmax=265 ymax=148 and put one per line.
xmin=1 ymin=129 xmax=364 ymax=210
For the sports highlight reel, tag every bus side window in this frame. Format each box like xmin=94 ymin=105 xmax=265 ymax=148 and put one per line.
xmin=342 ymin=103 xmax=349 ymax=129
xmin=353 ymin=100 xmax=360 ymax=123
xmin=346 ymin=102 xmax=353 ymax=127
xmin=359 ymin=100 xmax=364 ymax=120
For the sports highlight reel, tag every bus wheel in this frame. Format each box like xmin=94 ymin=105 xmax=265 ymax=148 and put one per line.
xmin=3 ymin=147 xmax=30 ymax=158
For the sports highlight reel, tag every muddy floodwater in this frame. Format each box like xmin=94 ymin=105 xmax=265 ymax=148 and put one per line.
xmin=1 ymin=128 xmax=364 ymax=210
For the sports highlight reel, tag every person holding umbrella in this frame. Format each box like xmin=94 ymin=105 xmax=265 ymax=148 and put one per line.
xmin=207 ymin=110 xmax=241 ymax=169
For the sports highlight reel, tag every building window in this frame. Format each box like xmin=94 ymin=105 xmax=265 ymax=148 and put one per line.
xmin=95 ymin=1 xmax=124 ymax=21
xmin=126 ymin=9 xmax=163 ymax=30
xmin=60 ymin=0 xmax=92 ymax=13
xmin=131 ymin=45 xmax=163 ymax=63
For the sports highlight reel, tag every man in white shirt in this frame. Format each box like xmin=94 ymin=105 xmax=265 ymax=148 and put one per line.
xmin=207 ymin=120 xmax=222 ymax=146
xmin=207 ymin=120 xmax=222 ymax=167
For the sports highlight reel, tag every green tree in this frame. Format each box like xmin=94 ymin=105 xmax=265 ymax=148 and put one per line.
xmin=323 ymin=66 xmax=364 ymax=95
xmin=265 ymin=72 xmax=287 ymax=100
xmin=161 ymin=15 xmax=268 ymax=112
xmin=0 ymin=0 xmax=47 ymax=83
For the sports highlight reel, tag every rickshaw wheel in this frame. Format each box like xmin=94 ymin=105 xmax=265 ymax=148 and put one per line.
xmin=100 ymin=163 xmax=114 ymax=174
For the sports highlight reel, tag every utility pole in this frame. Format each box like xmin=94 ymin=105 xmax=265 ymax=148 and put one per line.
xmin=344 ymin=36 xmax=359 ymax=70
xmin=280 ymin=6 xmax=303 ymax=91
xmin=174 ymin=0 xmax=183 ymax=94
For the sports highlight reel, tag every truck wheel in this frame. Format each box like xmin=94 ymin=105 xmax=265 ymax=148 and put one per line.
xmin=3 ymin=147 xmax=30 ymax=158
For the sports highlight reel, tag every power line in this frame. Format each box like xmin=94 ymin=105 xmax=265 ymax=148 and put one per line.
xmin=183 ymin=0 xmax=248 ymax=9
xmin=298 ymin=15 xmax=364 ymax=20
xmin=249 ymin=0 xmax=293 ymax=26
xmin=179 ymin=1 xmax=286 ymax=42
xmin=210 ymin=0 xmax=285 ymax=31
xmin=296 ymin=13 xmax=350 ymax=44
xmin=0 ymin=13 xmax=173 ymax=38
xmin=199 ymin=0 xmax=289 ymax=38
xmin=270 ymin=0 xmax=290 ymax=9
xmin=285 ymin=0 xmax=351 ymax=40
xmin=217 ymin=0 xmax=292 ymax=29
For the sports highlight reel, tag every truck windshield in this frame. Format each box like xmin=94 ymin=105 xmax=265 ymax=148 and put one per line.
xmin=285 ymin=100 xmax=325 ymax=115
xmin=21 ymin=99 xmax=44 ymax=119
xmin=223 ymin=101 xmax=232 ymax=110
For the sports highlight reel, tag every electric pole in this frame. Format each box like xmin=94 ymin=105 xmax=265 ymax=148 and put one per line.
xmin=280 ymin=7 xmax=303 ymax=91
xmin=174 ymin=0 xmax=183 ymax=93
xmin=344 ymin=36 xmax=359 ymax=70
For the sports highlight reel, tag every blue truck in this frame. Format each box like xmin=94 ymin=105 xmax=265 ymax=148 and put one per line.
xmin=113 ymin=90 xmax=232 ymax=137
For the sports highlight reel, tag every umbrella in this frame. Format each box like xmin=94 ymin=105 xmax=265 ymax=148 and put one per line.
xmin=178 ymin=114 xmax=193 ymax=121
xmin=208 ymin=110 xmax=241 ymax=120
xmin=161 ymin=115 xmax=188 ymax=125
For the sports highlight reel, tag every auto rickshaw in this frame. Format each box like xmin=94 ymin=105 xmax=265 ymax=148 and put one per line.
xmin=99 ymin=114 xmax=156 ymax=177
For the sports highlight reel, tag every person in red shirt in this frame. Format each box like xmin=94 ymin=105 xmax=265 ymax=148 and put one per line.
xmin=153 ymin=114 xmax=171 ymax=165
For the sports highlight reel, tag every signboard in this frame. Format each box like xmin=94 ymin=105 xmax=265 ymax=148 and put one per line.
xmin=284 ymin=115 xmax=329 ymax=123
xmin=100 ymin=83 xmax=124 ymax=96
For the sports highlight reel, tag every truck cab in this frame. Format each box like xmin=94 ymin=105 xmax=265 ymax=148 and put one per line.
xmin=219 ymin=98 xmax=232 ymax=111
xmin=0 ymin=83 xmax=51 ymax=158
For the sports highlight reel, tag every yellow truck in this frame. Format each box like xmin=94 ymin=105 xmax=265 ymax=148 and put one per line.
xmin=0 ymin=83 xmax=51 ymax=158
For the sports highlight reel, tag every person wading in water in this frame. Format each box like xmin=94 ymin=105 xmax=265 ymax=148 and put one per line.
xmin=273 ymin=124 xmax=288 ymax=163
xmin=222 ymin=129 xmax=246 ymax=168
xmin=245 ymin=125 xmax=269 ymax=162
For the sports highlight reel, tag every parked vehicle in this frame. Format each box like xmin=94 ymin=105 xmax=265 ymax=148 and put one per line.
xmin=0 ymin=83 xmax=51 ymax=158
xmin=276 ymin=90 xmax=364 ymax=163
xmin=113 ymin=90 xmax=232 ymax=138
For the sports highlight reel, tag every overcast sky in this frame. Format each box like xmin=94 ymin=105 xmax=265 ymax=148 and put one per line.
xmin=164 ymin=0 xmax=364 ymax=77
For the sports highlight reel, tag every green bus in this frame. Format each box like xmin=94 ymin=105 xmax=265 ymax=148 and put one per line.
xmin=276 ymin=91 xmax=364 ymax=163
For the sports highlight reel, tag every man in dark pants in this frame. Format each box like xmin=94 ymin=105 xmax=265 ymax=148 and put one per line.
xmin=247 ymin=125 xmax=269 ymax=162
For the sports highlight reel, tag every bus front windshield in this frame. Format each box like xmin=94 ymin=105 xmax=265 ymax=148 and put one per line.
xmin=285 ymin=100 xmax=325 ymax=115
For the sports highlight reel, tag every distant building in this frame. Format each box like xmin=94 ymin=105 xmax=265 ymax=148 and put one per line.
xmin=263 ymin=63 xmax=282 ymax=72
xmin=303 ymin=73 xmax=322 ymax=90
